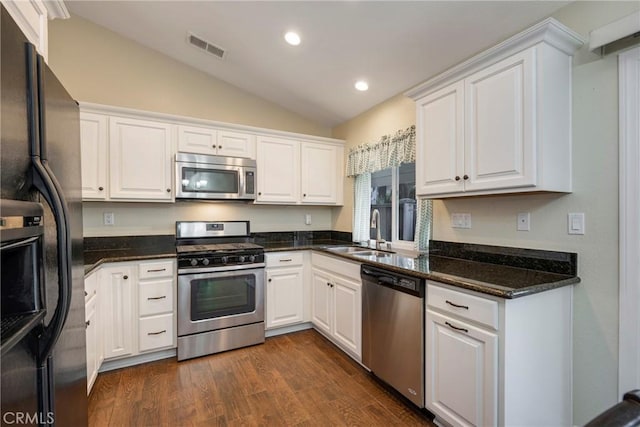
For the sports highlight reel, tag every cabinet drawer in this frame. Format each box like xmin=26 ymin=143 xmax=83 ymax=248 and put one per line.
xmin=427 ymin=282 xmax=498 ymax=330
xmin=265 ymin=251 xmax=304 ymax=268
xmin=138 ymin=260 xmax=174 ymax=279
xmin=139 ymin=314 xmax=174 ymax=352
xmin=139 ymin=279 xmax=174 ymax=316
xmin=311 ymin=252 xmax=360 ymax=282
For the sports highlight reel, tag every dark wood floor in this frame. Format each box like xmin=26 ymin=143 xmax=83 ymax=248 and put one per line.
xmin=89 ymin=329 xmax=435 ymax=426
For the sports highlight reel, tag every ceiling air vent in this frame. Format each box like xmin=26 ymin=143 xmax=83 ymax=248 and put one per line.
xmin=188 ymin=32 xmax=225 ymax=59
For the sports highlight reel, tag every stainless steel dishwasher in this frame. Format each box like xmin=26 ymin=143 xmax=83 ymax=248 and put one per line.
xmin=361 ymin=264 xmax=425 ymax=408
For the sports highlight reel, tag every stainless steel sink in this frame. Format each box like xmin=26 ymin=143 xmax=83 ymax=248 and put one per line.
xmin=326 ymin=246 xmax=373 ymax=254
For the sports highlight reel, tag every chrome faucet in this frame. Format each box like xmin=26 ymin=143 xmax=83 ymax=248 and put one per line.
xmin=370 ymin=209 xmax=385 ymax=250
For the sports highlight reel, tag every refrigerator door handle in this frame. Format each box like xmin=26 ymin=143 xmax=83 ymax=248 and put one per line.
xmin=26 ymin=44 xmax=73 ymax=365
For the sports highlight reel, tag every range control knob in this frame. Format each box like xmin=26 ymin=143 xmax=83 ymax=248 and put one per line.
xmin=249 ymin=255 xmax=256 ymax=263
xmin=202 ymin=258 xmax=210 ymax=266
xmin=190 ymin=258 xmax=198 ymax=267
xmin=221 ymin=256 xmax=229 ymax=264
xmin=238 ymin=256 xmax=246 ymax=263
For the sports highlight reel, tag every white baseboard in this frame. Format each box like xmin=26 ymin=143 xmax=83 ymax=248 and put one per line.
xmin=265 ymin=322 xmax=313 ymax=337
xmin=99 ymin=348 xmax=176 ymax=372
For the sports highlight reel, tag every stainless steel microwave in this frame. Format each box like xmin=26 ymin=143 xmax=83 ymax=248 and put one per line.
xmin=175 ymin=153 xmax=256 ymax=201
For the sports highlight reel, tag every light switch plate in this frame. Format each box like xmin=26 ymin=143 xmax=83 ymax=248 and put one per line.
xmin=304 ymin=214 xmax=312 ymax=225
xmin=517 ymin=212 xmax=530 ymax=231
xmin=567 ymin=213 xmax=585 ymax=235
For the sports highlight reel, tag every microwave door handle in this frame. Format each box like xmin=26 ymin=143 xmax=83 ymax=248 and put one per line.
xmin=238 ymin=167 xmax=245 ymax=199
xmin=27 ymin=48 xmax=73 ymax=366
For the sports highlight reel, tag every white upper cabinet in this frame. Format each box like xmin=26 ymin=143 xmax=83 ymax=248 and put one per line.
xmin=177 ymin=125 xmax=217 ymax=156
xmin=109 ymin=117 xmax=173 ymax=201
xmin=80 ymin=112 xmax=108 ymax=200
xmin=256 ymin=136 xmax=300 ymax=203
xmin=416 ymin=82 xmax=464 ymax=195
xmin=407 ymin=18 xmax=584 ymax=198
xmin=301 ymin=142 xmax=340 ymax=204
xmin=217 ymin=130 xmax=256 ymax=158
xmin=177 ymin=125 xmax=256 ymax=159
xmin=256 ymin=137 xmax=344 ymax=205
xmin=79 ymin=103 xmax=345 ymax=204
xmin=464 ymin=49 xmax=535 ymax=192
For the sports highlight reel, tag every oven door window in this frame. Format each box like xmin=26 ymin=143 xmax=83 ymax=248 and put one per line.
xmin=180 ymin=167 xmax=239 ymax=194
xmin=190 ymin=274 xmax=256 ymax=321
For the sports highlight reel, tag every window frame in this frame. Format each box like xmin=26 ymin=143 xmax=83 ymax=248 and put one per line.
xmin=370 ymin=164 xmax=416 ymax=252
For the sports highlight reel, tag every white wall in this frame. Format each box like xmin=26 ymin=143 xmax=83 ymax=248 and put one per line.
xmin=332 ymin=2 xmax=640 ymax=423
xmin=83 ymin=202 xmax=333 ymax=237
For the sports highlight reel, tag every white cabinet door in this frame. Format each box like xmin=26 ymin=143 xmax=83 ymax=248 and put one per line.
xmin=256 ymin=137 xmax=300 ymax=203
xmin=109 ymin=117 xmax=173 ymax=201
xmin=311 ymin=268 xmax=332 ymax=335
xmin=85 ymin=295 xmax=98 ymax=394
xmin=80 ymin=112 xmax=108 ymax=200
xmin=100 ymin=265 xmax=135 ymax=359
xmin=266 ymin=266 xmax=304 ymax=329
xmin=217 ymin=130 xmax=256 ymax=159
xmin=426 ymin=309 xmax=498 ymax=427
xmin=332 ymin=276 xmax=361 ymax=358
xmin=177 ymin=125 xmax=217 ymax=156
xmin=300 ymin=142 xmax=338 ymax=204
xmin=416 ymin=81 xmax=465 ymax=196
xmin=464 ymin=49 xmax=535 ymax=192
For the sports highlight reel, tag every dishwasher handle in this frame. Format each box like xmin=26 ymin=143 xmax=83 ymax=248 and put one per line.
xmin=361 ymin=265 xmax=424 ymax=298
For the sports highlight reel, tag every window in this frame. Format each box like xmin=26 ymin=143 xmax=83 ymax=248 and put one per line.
xmin=369 ymin=163 xmax=416 ymax=248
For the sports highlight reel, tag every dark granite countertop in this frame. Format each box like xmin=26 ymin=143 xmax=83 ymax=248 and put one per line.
xmin=82 ymin=233 xmax=579 ymax=299
xmin=83 ymin=235 xmax=176 ymax=275
xmin=312 ymin=240 xmax=579 ymax=299
xmin=261 ymin=239 xmax=355 ymax=252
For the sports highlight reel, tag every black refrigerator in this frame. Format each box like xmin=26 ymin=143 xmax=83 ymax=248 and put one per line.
xmin=1 ymin=5 xmax=88 ymax=426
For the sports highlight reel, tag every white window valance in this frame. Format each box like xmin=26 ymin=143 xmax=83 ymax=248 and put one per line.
xmin=346 ymin=125 xmax=416 ymax=177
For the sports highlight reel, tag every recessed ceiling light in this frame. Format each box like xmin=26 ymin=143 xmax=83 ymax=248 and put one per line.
xmin=355 ymin=80 xmax=369 ymax=91
xmin=284 ymin=31 xmax=301 ymax=46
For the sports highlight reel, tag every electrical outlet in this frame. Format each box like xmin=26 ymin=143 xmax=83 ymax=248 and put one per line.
xmin=103 ymin=212 xmax=115 ymax=226
xmin=305 ymin=214 xmax=312 ymax=225
xmin=451 ymin=213 xmax=471 ymax=229
xmin=517 ymin=212 xmax=531 ymax=231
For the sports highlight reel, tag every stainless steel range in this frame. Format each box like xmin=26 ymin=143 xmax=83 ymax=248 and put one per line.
xmin=176 ymin=221 xmax=265 ymax=361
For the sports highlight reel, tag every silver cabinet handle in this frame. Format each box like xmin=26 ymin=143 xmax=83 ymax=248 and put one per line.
xmin=445 ymin=321 xmax=468 ymax=333
xmin=147 ymin=330 xmax=167 ymax=336
xmin=147 ymin=295 xmax=167 ymax=300
xmin=445 ymin=300 xmax=469 ymax=310
xmin=279 ymin=259 xmax=293 ymax=262
xmin=147 ymin=268 xmax=167 ymax=273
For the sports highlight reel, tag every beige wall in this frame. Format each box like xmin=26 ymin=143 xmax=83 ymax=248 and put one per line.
xmin=82 ymin=202 xmax=333 ymax=237
xmin=48 ymin=13 xmax=337 ymax=237
xmin=48 ymin=14 xmax=330 ymax=137
xmin=331 ymin=2 xmax=640 ymax=423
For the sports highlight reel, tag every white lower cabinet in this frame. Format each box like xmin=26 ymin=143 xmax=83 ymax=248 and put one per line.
xmin=426 ymin=309 xmax=497 ymax=427
xmin=310 ymin=253 xmax=361 ymax=361
xmin=84 ymin=270 xmax=103 ymax=395
xmin=88 ymin=258 xmax=176 ymax=379
xmin=100 ymin=264 xmax=135 ymax=360
xmin=425 ymin=281 xmax=573 ymax=427
xmin=265 ymin=252 xmax=305 ymax=329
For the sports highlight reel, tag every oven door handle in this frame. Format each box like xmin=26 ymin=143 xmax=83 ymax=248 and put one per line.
xmin=178 ymin=263 xmax=265 ymax=275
